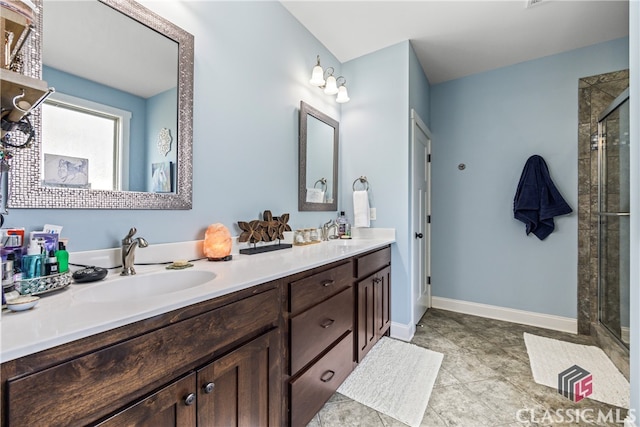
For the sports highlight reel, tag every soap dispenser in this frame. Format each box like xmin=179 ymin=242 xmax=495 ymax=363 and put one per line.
xmin=336 ymin=211 xmax=351 ymax=239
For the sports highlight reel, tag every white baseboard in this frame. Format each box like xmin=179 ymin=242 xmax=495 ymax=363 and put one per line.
xmin=390 ymin=321 xmax=415 ymax=342
xmin=431 ymin=296 xmax=577 ymax=334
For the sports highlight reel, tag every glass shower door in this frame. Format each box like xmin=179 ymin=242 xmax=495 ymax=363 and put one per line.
xmin=597 ymin=90 xmax=630 ymax=347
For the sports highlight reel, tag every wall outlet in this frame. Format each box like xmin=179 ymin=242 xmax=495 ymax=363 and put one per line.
xmin=370 ymin=207 xmax=376 ymax=220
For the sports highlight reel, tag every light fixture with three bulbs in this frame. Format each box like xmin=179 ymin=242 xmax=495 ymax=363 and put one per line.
xmin=309 ymin=55 xmax=350 ymax=103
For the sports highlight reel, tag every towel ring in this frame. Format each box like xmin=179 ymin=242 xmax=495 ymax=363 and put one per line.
xmin=314 ymin=178 xmax=327 ymax=191
xmin=352 ymin=176 xmax=369 ymax=191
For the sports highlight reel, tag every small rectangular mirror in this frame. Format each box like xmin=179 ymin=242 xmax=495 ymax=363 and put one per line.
xmin=298 ymin=101 xmax=338 ymax=211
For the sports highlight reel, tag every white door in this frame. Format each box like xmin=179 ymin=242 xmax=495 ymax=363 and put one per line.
xmin=411 ymin=110 xmax=431 ymax=327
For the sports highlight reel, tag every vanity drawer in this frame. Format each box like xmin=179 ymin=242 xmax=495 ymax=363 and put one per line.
xmin=355 ymin=246 xmax=391 ymax=279
xmin=6 ymin=289 xmax=279 ymax=427
xmin=290 ymin=287 xmax=353 ymax=374
xmin=289 ymin=261 xmax=352 ymax=314
xmin=290 ymin=331 xmax=353 ymax=427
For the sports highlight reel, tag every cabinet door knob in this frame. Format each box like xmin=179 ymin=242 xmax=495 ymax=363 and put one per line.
xmin=203 ymin=382 xmax=215 ymax=394
xmin=373 ymin=277 xmax=382 ymax=284
xmin=320 ymin=318 xmax=335 ymax=329
xmin=321 ymin=280 xmax=334 ymax=287
xmin=184 ymin=393 xmax=196 ymax=406
xmin=320 ymin=370 xmax=335 ymax=382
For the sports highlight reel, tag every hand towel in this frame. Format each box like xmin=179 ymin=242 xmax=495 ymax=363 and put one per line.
xmin=353 ymin=190 xmax=370 ymax=228
xmin=514 ymin=155 xmax=572 ymax=240
xmin=306 ymin=188 xmax=325 ymax=203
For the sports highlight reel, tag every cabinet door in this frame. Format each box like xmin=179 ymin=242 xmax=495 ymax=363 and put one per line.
xmin=357 ymin=277 xmax=376 ymax=362
xmin=196 ymin=329 xmax=281 ymax=427
xmin=357 ymin=265 xmax=392 ymax=362
xmin=96 ymin=373 xmax=197 ymax=427
xmin=374 ymin=265 xmax=391 ymax=338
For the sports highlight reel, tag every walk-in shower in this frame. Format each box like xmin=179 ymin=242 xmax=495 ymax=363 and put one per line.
xmin=597 ymin=88 xmax=630 ymax=348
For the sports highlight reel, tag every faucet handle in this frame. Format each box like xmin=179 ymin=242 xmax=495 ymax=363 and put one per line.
xmin=123 ymin=227 xmax=137 ymax=243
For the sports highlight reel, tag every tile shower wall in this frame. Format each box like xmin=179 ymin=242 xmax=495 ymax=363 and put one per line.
xmin=577 ymin=70 xmax=629 ymax=379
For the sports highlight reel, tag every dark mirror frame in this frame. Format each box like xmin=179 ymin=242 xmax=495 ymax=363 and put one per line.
xmin=8 ymin=0 xmax=194 ymax=210
xmin=298 ymin=101 xmax=339 ymax=212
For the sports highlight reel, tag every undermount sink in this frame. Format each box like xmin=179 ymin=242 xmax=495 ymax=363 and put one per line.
xmin=74 ymin=270 xmax=216 ymax=303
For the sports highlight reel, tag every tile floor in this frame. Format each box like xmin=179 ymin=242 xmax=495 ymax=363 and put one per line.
xmin=307 ymin=309 xmax=629 ymax=427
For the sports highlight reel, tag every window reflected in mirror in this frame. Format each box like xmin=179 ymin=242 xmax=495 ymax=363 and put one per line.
xmin=42 ymin=94 xmax=130 ymax=191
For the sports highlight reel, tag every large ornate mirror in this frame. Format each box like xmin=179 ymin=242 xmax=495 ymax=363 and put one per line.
xmin=9 ymin=0 xmax=194 ymax=209
xmin=298 ymin=101 xmax=338 ymax=212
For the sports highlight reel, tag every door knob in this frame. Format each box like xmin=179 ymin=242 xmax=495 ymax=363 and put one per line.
xmin=415 ymin=232 xmax=423 ymax=239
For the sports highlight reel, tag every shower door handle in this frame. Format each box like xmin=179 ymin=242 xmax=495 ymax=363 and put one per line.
xmin=597 ymin=212 xmax=630 ymax=216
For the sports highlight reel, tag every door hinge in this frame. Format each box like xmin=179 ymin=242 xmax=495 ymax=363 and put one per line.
xmin=427 ymin=215 xmax=431 ymax=224
xmin=427 ymin=154 xmax=431 ymax=163
xmin=427 ymin=276 xmax=431 ymax=285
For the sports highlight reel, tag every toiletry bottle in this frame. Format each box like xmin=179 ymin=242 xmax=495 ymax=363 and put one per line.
xmin=22 ymin=239 xmax=44 ymax=279
xmin=2 ymin=253 xmax=14 ymax=288
xmin=336 ymin=211 xmax=349 ymax=238
xmin=44 ymin=250 xmax=59 ymax=275
xmin=12 ymin=250 xmax=22 ymax=283
xmin=55 ymin=242 xmax=69 ymax=273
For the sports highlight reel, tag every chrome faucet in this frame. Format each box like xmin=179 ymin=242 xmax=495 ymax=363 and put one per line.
xmin=321 ymin=220 xmax=338 ymax=241
xmin=121 ymin=227 xmax=148 ymax=276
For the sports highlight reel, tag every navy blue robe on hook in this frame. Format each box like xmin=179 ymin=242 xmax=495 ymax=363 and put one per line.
xmin=514 ymin=155 xmax=572 ymax=240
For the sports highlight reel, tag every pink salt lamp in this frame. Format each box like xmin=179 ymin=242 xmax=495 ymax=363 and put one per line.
xmin=204 ymin=223 xmax=233 ymax=261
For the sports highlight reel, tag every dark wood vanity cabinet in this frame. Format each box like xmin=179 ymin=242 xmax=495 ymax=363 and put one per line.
xmin=1 ymin=282 xmax=282 ymax=427
xmin=0 ymin=244 xmax=392 ymax=427
xmin=355 ymin=247 xmax=391 ymax=362
xmin=97 ymin=329 xmax=281 ymax=427
xmin=286 ymin=261 xmax=356 ymax=427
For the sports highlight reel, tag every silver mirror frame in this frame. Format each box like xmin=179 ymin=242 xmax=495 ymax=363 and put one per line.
xmin=8 ymin=0 xmax=194 ymax=209
xmin=298 ymin=101 xmax=339 ymax=212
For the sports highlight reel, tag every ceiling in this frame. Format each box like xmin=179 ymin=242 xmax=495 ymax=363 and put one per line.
xmin=281 ymin=0 xmax=630 ymax=84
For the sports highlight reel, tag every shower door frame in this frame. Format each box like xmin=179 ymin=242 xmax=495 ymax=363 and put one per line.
xmin=596 ymin=88 xmax=630 ymax=348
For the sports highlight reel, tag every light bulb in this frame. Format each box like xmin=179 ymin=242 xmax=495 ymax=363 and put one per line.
xmin=309 ymin=65 xmax=325 ymax=86
xmin=324 ymin=75 xmax=338 ymax=95
xmin=336 ymin=85 xmax=350 ymax=103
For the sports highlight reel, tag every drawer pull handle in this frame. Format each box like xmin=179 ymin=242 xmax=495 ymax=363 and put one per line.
xmin=184 ymin=393 xmax=196 ymax=406
xmin=320 ymin=319 xmax=335 ymax=329
xmin=321 ymin=280 xmax=334 ymax=287
xmin=203 ymin=382 xmax=215 ymax=394
xmin=320 ymin=370 xmax=335 ymax=382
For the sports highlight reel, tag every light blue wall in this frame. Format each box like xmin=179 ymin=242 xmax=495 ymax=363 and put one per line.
xmin=146 ymin=88 xmax=178 ymax=192
xmin=43 ymin=65 xmax=148 ymax=190
xmin=628 ymin=0 xmax=639 ymax=419
xmin=430 ymin=37 xmax=629 ymax=319
xmin=341 ymin=41 xmax=430 ymax=328
xmin=409 ymin=43 xmax=431 ymax=128
xmin=8 ymin=1 xmax=341 ymax=251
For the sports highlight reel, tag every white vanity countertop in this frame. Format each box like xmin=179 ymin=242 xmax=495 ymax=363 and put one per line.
xmin=1 ymin=232 xmax=395 ymax=363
